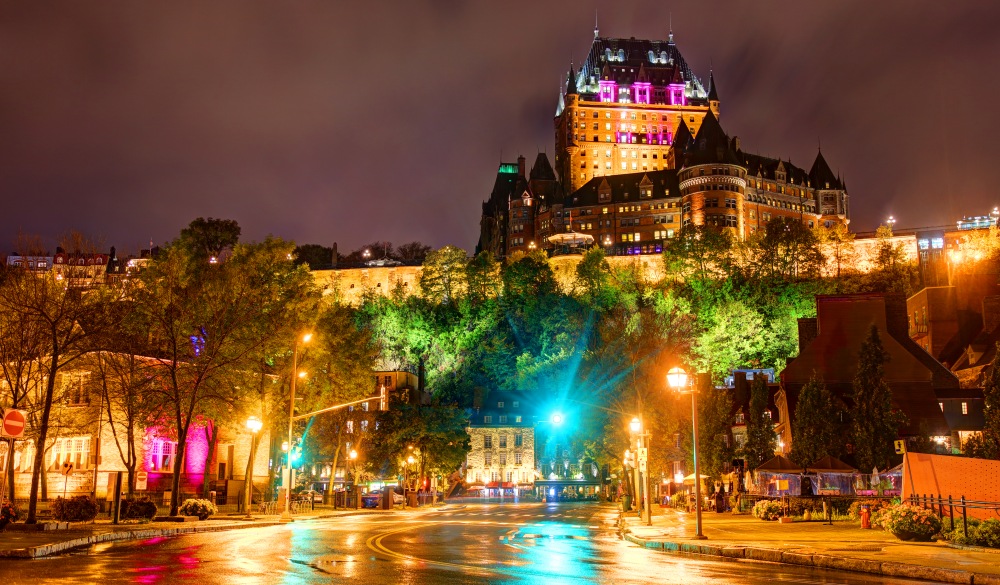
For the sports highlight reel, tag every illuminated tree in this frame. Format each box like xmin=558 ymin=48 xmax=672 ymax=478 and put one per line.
xmin=789 ymin=373 xmax=842 ymax=466
xmin=140 ymin=234 xmax=315 ymax=516
xmin=420 ymin=245 xmax=469 ymax=304
xmin=0 ymin=259 xmax=124 ymax=522
xmin=743 ymin=375 xmax=775 ymax=471
xmin=851 ymin=326 xmax=907 ymax=471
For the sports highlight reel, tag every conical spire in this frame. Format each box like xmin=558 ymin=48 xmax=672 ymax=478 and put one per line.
xmin=708 ymin=70 xmax=719 ymax=102
xmin=809 ymin=148 xmax=843 ymax=190
xmin=566 ymin=67 xmax=577 ymax=96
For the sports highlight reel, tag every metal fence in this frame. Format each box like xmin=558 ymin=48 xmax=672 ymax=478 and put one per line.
xmin=908 ymin=494 xmax=1000 ymax=538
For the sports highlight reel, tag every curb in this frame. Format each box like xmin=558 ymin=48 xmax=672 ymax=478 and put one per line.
xmin=623 ymin=530 xmax=998 ymax=584
xmin=0 ymin=521 xmax=284 ymax=559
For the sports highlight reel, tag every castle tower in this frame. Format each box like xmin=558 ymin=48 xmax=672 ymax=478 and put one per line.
xmin=554 ymin=33 xmax=712 ymax=194
xmin=677 ymin=111 xmax=747 ymax=237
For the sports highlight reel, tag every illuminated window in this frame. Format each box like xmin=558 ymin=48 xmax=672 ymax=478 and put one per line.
xmin=50 ymin=436 xmax=92 ymax=472
xmin=962 ymin=402 xmax=968 ymax=415
xmin=515 ymin=452 xmax=522 ymax=465
xmin=484 ymin=452 xmax=492 ymax=465
xmin=149 ymin=440 xmax=176 ymax=473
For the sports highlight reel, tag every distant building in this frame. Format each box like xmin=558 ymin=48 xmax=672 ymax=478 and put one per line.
xmin=465 ymin=395 xmax=536 ymax=497
xmin=479 ymin=29 xmax=849 ymax=259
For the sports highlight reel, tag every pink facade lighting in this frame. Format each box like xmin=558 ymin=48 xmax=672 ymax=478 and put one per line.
xmin=669 ymin=84 xmax=686 ymax=106
xmin=599 ymin=81 xmax=616 ymax=102
xmin=633 ymin=82 xmax=651 ymax=104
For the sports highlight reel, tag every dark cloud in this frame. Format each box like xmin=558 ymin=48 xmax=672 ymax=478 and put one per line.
xmin=2 ymin=1 xmax=999 ymax=253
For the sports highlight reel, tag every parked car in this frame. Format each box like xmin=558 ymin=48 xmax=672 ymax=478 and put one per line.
xmin=297 ymin=489 xmax=324 ymax=504
xmin=361 ymin=489 xmax=404 ymax=507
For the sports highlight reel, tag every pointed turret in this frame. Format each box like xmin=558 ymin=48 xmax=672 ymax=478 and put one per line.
xmin=708 ymin=70 xmax=720 ymax=118
xmin=809 ymin=148 xmax=843 ymax=190
xmin=565 ymin=67 xmax=577 ymax=96
xmin=682 ymin=111 xmax=740 ymax=167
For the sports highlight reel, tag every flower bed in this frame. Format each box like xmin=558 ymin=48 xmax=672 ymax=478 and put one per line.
xmin=752 ymin=499 xmax=783 ymax=521
xmin=880 ymin=503 xmax=941 ymax=542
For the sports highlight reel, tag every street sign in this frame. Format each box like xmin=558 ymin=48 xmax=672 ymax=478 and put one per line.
xmin=894 ymin=440 xmax=906 ymax=455
xmin=637 ymin=448 xmax=648 ymax=463
xmin=135 ymin=471 xmax=148 ymax=491
xmin=639 ymin=460 xmax=647 ymax=473
xmin=61 ymin=462 xmax=73 ymax=476
xmin=1 ymin=409 xmax=26 ymax=439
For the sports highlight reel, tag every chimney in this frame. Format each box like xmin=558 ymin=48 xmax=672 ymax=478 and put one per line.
xmin=883 ymin=293 xmax=910 ymax=339
xmin=983 ymin=295 xmax=1000 ymax=334
xmin=734 ymin=371 xmax=748 ymax=407
xmin=517 ymin=155 xmax=526 ymax=178
xmin=797 ymin=318 xmax=818 ymax=353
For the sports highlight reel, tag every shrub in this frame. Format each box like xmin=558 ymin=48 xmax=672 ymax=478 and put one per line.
xmin=785 ymin=497 xmax=824 ymax=517
xmin=880 ymin=504 xmax=941 ymax=542
xmin=178 ymin=498 xmax=217 ymax=520
xmin=752 ymin=499 xmax=783 ymax=521
xmin=848 ymin=499 xmax=891 ymax=522
xmin=51 ymin=496 xmax=99 ymax=522
xmin=0 ymin=499 xmax=19 ymax=529
xmin=971 ymin=519 xmax=1000 ymax=549
xmin=120 ymin=497 xmax=158 ymax=521
xmin=669 ymin=493 xmax=687 ymax=508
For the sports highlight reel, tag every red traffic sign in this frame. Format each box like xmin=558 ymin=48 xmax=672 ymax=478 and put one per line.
xmin=1 ymin=409 xmax=26 ymax=439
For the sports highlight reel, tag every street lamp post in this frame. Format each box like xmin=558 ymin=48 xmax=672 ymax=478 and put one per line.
xmin=667 ymin=366 xmax=706 ymax=539
xmin=281 ymin=332 xmax=312 ymax=523
xmin=348 ymin=449 xmax=358 ymax=509
xmin=405 ymin=455 xmax=415 ymax=508
xmin=244 ymin=415 xmax=262 ymax=520
xmin=630 ymin=417 xmax=652 ymax=526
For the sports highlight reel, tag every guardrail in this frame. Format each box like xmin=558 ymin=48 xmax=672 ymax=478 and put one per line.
xmin=908 ymin=494 xmax=1000 ymax=538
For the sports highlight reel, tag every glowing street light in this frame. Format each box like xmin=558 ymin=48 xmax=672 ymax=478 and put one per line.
xmin=667 ymin=366 xmax=706 ymax=539
xmin=281 ymin=332 xmax=312 ymax=522
xmin=549 ymin=412 xmax=565 ymax=426
xmin=886 ymin=216 xmax=896 ymax=232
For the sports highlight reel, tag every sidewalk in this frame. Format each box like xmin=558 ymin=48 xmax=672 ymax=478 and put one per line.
xmin=0 ymin=505 xmax=430 ymax=559
xmin=620 ymin=508 xmax=1000 ymax=585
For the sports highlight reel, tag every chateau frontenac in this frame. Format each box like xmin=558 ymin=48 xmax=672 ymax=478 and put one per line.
xmin=478 ymin=29 xmax=850 ymax=259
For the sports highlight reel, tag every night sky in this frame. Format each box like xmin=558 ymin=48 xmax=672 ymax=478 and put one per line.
xmin=3 ymin=2 xmax=999 ymax=255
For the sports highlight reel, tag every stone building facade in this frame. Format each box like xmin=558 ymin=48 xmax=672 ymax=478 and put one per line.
xmin=465 ymin=397 xmax=535 ymax=495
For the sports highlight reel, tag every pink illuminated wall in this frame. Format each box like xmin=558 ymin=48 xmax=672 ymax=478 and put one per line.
xmin=599 ymin=81 xmax=616 ymax=102
xmin=633 ymin=82 xmax=651 ymax=104
xmin=142 ymin=423 xmax=210 ymax=475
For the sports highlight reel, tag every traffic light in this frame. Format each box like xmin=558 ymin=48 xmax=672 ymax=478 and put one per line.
xmin=379 ymin=385 xmax=388 ymax=411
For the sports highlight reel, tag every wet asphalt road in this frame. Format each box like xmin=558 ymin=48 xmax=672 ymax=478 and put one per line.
xmin=0 ymin=502 xmax=943 ymax=584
